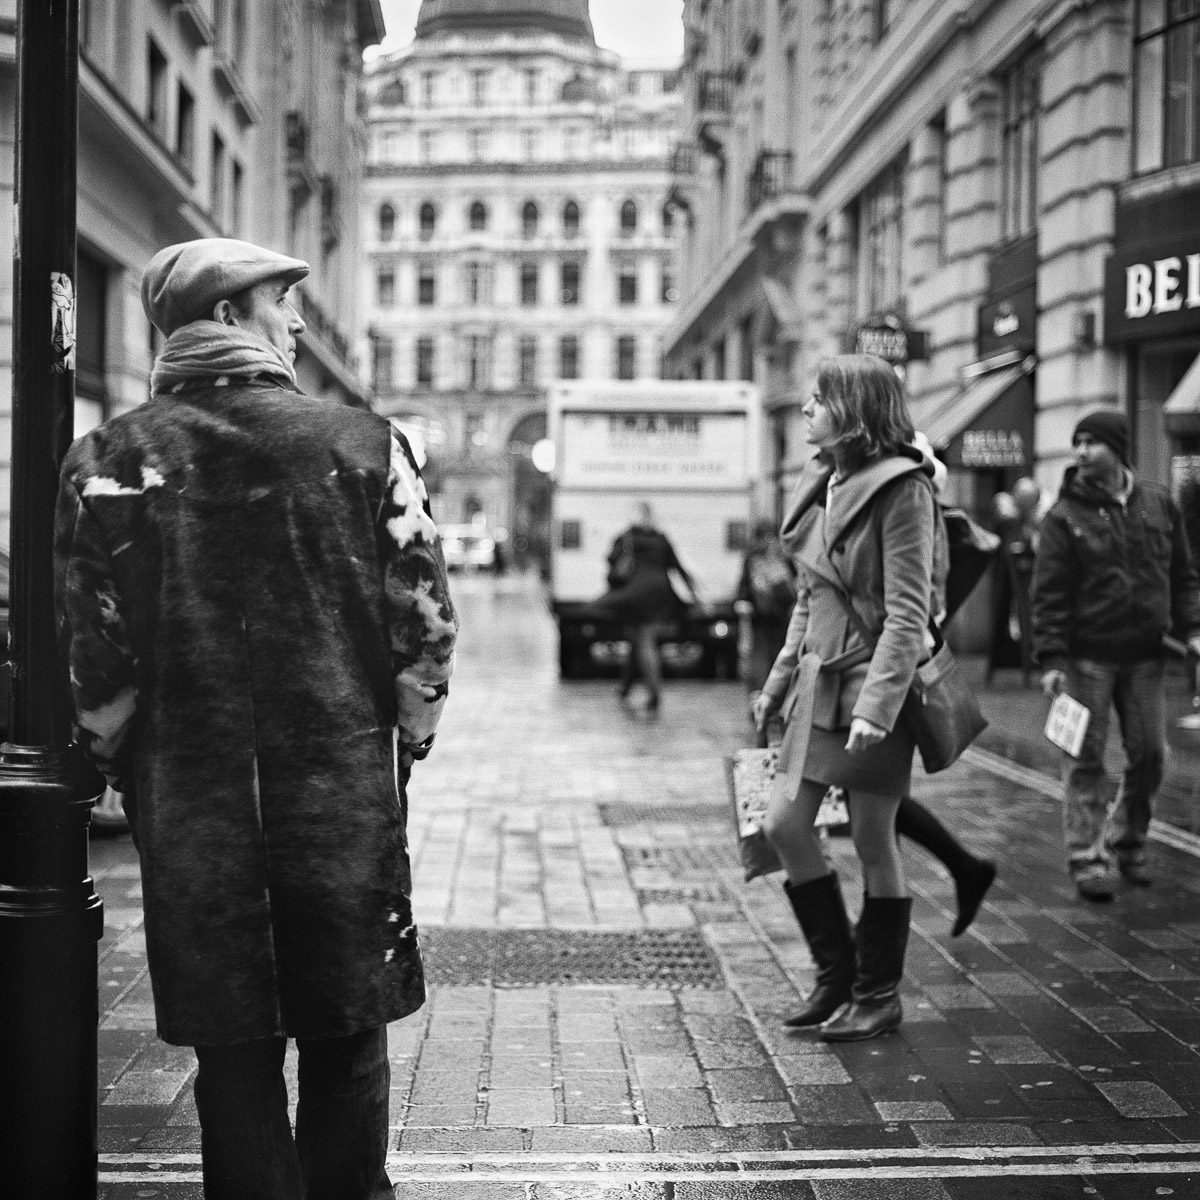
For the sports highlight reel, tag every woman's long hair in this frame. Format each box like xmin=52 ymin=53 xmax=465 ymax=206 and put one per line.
xmin=816 ymin=354 xmax=914 ymax=472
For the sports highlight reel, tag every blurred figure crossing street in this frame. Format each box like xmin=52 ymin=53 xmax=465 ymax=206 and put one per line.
xmin=54 ymin=237 xmax=458 ymax=1200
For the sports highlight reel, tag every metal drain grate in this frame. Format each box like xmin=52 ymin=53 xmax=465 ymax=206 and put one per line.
xmin=637 ymin=885 xmax=728 ymax=904
xmin=598 ymin=802 xmax=728 ymax=828
xmin=622 ymin=845 xmax=737 ymax=873
xmin=420 ymin=927 xmax=724 ymax=988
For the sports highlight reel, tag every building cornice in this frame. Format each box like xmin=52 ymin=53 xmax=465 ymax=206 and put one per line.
xmin=367 ymin=158 xmax=676 ymax=178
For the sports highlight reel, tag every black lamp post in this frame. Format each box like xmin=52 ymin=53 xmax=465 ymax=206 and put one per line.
xmin=0 ymin=2 xmax=105 ymax=1197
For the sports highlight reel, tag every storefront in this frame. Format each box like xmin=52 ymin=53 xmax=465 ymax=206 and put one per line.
xmin=1103 ymin=184 xmax=1200 ymax=553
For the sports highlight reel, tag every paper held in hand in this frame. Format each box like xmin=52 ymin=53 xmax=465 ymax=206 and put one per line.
xmin=1045 ymin=692 xmax=1090 ymax=758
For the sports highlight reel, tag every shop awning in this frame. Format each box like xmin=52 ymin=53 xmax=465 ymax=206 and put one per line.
xmin=921 ymin=364 xmax=1034 ymax=471
xmin=1163 ymin=352 xmax=1200 ymax=434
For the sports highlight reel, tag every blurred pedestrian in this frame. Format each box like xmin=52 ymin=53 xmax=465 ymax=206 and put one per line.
xmin=1031 ymin=408 xmax=1200 ymax=902
xmin=54 ymin=237 xmax=458 ymax=1200
xmin=593 ymin=500 xmax=696 ymax=713
xmin=737 ymin=518 xmax=797 ymax=695
xmin=752 ymin=354 xmax=939 ymax=1042
xmin=988 ymin=476 xmax=1045 ymax=682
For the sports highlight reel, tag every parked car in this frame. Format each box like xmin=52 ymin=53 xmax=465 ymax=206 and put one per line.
xmin=440 ymin=524 xmax=498 ymax=572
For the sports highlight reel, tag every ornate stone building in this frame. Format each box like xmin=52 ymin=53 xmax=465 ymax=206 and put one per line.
xmin=666 ymin=0 xmax=1180 ymax=647
xmin=361 ymin=0 xmax=682 ymax=558
xmin=0 ymin=0 xmax=382 ymax=542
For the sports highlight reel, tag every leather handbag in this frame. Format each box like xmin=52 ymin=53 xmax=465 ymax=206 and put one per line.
xmin=828 ymin=585 xmax=987 ymax=775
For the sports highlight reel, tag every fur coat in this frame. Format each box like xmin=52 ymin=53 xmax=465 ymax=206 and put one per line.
xmin=54 ymin=380 xmax=457 ymax=1045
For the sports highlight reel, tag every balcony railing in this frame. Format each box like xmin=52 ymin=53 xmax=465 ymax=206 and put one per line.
xmin=696 ymin=71 xmax=732 ymax=117
xmin=747 ymin=150 xmax=794 ymax=213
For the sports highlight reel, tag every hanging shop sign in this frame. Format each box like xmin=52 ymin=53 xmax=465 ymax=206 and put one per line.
xmin=977 ymin=286 xmax=1036 ymax=359
xmin=850 ymin=315 xmax=928 ymax=364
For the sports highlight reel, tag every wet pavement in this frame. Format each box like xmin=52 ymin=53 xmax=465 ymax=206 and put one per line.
xmin=92 ymin=573 xmax=1200 ymax=1197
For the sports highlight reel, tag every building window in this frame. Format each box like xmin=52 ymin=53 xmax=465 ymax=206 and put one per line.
xmin=421 ymin=70 xmax=437 ymax=106
xmin=616 ymin=335 xmax=637 ymax=380
xmin=856 ymin=157 xmax=905 ymax=316
xmin=522 ymin=201 xmax=539 ymax=238
xmin=377 ymin=270 xmax=395 ymax=308
xmin=419 ymin=130 xmax=437 ymax=163
xmin=520 ymin=262 xmax=539 ymax=305
xmin=379 ymin=203 xmax=395 ymax=242
xmin=521 ymin=129 xmax=539 ymax=160
xmin=472 ymin=68 xmax=489 ymax=105
xmin=176 ymin=82 xmax=195 ymax=170
xmin=418 ymin=265 xmax=436 ymax=306
xmin=565 ymin=127 xmax=583 ymax=159
xmin=662 ymin=269 xmax=677 ymax=304
xmin=374 ymin=337 xmax=394 ymax=389
xmin=563 ymin=200 xmax=581 ymax=237
xmin=661 ymin=203 xmax=675 ymax=235
xmin=468 ymin=129 xmax=488 ymax=162
xmin=618 ymin=269 xmax=638 ymax=305
xmin=465 ymin=335 xmax=492 ymax=389
xmin=210 ymin=131 xmax=226 ymax=225
xmin=1133 ymin=1 xmax=1200 ymax=173
xmin=559 ymin=335 xmax=580 ymax=379
xmin=419 ymin=202 xmax=437 ymax=240
xmin=518 ymin=335 xmax=538 ymax=386
xmin=147 ymin=38 xmax=168 ymax=141
xmin=560 ymin=261 xmax=581 ymax=305
xmin=463 ymin=261 xmax=492 ymax=306
xmin=416 ymin=337 xmax=434 ymax=386
xmin=469 ymin=200 xmax=488 ymax=231
xmin=620 ymin=199 xmax=638 ymax=235
xmin=999 ymin=48 xmax=1041 ymax=238
xmin=524 ymin=68 xmax=539 ymax=103
xmin=230 ymin=160 xmax=243 ymax=236
xmin=464 ymin=413 xmax=485 ymax=454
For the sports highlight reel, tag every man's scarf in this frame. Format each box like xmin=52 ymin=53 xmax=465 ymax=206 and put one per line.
xmin=151 ymin=320 xmax=296 ymax=396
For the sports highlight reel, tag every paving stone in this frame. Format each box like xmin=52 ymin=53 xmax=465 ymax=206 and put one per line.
xmin=872 ymin=1099 xmax=953 ymax=1121
xmin=786 ymin=1085 xmax=877 ymax=1125
xmin=1074 ymin=1006 xmax=1156 ymax=1033
xmin=774 ymin=1054 xmax=852 ymax=1086
xmin=529 ymin=1125 xmax=653 ymax=1151
xmin=704 ymin=1067 xmax=788 ymax=1103
xmin=911 ymin=1119 xmax=1040 ymax=1145
xmin=639 ymin=1087 xmax=718 ymax=1126
xmin=713 ymin=1099 xmax=796 ymax=1125
xmin=812 ymin=1182 xmax=953 ymax=1200
xmin=972 ymin=1035 xmax=1056 ymax=1064
xmin=632 ymin=1053 xmax=703 ymax=1088
xmin=1094 ymin=1079 xmax=1188 ymax=1117
xmin=694 ymin=1040 xmax=771 ymax=1069
xmin=402 ymin=1104 xmax=480 ymax=1127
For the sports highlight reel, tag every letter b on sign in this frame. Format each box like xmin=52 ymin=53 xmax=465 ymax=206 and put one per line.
xmin=1126 ymin=263 xmax=1153 ymax=319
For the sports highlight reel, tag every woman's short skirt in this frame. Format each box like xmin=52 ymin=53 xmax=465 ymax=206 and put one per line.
xmin=803 ymin=722 xmax=914 ymax=797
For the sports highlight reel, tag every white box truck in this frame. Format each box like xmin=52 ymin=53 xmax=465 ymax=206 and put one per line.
xmin=546 ymin=380 xmax=762 ymax=678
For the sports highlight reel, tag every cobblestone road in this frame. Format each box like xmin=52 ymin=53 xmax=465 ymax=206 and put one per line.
xmin=94 ymin=574 xmax=1200 ymax=1197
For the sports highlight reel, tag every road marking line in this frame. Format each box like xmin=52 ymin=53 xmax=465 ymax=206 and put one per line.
xmin=961 ymin=747 xmax=1200 ymax=859
xmin=100 ymin=1141 xmax=1200 ymax=1166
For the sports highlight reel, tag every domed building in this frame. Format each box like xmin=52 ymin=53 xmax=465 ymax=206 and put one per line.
xmin=361 ymin=0 xmax=681 ymax=569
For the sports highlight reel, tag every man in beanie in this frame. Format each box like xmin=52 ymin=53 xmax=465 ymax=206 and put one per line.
xmin=53 ymin=238 xmax=458 ymax=1198
xmin=1032 ymin=408 xmax=1200 ymax=901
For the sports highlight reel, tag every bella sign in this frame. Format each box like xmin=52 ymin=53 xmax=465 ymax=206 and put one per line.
xmin=1124 ymin=255 xmax=1200 ymax=319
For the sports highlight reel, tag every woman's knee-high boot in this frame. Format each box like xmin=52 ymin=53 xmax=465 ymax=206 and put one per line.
xmin=782 ymin=874 xmax=855 ymax=1028
xmin=821 ymin=896 xmax=911 ymax=1042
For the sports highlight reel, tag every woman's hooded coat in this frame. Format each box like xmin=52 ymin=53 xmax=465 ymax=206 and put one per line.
xmin=54 ymin=370 xmax=457 ymax=1046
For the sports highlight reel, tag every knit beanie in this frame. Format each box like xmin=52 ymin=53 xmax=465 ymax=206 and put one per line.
xmin=1072 ymin=408 xmax=1129 ymax=465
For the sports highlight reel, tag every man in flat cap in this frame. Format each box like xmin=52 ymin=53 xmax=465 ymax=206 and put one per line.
xmin=1032 ymin=409 xmax=1200 ymax=902
xmin=54 ymin=237 xmax=458 ymax=1198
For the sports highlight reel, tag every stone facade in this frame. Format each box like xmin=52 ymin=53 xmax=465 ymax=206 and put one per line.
xmin=361 ymin=1 xmax=681 ymax=554
xmin=0 ymin=0 xmax=382 ymax=543
xmin=666 ymin=0 xmax=1157 ymax=524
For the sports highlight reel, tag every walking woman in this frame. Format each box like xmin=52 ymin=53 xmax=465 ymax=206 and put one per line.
xmin=594 ymin=501 xmax=696 ymax=712
xmin=751 ymin=355 xmax=940 ymax=1042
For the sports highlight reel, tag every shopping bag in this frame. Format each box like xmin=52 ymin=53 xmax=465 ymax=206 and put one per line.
xmin=1044 ymin=692 xmax=1090 ymax=757
xmin=724 ymin=747 xmax=783 ymax=882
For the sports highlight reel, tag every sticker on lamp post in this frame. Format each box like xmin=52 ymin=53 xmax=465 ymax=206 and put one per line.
xmin=50 ymin=271 xmax=75 ymax=372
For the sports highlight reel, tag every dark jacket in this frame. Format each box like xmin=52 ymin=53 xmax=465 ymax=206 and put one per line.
xmin=1031 ymin=466 xmax=1200 ymax=669
xmin=596 ymin=524 xmax=693 ymax=624
xmin=54 ymin=381 xmax=458 ymax=1045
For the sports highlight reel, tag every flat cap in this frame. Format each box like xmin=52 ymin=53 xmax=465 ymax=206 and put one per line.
xmin=141 ymin=238 xmax=310 ymax=336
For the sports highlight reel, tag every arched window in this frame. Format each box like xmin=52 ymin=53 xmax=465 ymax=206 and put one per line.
xmin=620 ymin=199 xmax=639 ymax=234
xmin=418 ymin=202 xmax=437 ymax=240
xmin=522 ymin=200 xmax=539 ymax=238
xmin=469 ymin=200 xmax=488 ymax=231
xmin=562 ymin=199 xmax=580 ymax=237
xmin=378 ymin=203 xmax=395 ymax=242
xmin=661 ymin=203 xmax=675 ymax=235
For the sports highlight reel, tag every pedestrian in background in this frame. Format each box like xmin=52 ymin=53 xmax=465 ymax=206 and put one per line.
xmin=1031 ymin=409 xmax=1200 ymax=902
xmin=752 ymin=354 xmax=939 ymax=1042
xmin=594 ymin=500 xmax=696 ymax=713
xmin=54 ymin=238 xmax=458 ymax=1200
xmin=737 ymin=517 xmax=798 ymax=696
xmin=987 ymin=476 xmax=1045 ymax=683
